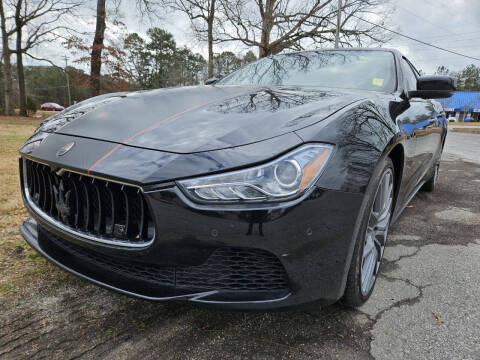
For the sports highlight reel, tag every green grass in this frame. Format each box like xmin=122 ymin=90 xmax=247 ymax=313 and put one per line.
xmin=27 ymin=253 xmax=42 ymax=261
xmin=0 ymin=284 xmax=17 ymax=295
xmin=0 ymin=115 xmax=62 ymax=302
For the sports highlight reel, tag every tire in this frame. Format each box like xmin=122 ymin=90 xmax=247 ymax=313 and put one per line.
xmin=421 ymin=162 xmax=439 ymax=192
xmin=342 ymin=157 xmax=395 ymax=307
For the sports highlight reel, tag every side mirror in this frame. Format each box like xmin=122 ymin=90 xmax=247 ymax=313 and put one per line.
xmin=205 ymin=77 xmax=219 ymax=85
xmin=408 ymin=76 xmax=456 ymax=99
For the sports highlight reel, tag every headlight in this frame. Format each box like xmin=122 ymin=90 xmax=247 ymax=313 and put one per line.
xmin=20 ymin=140 xmax=43 ymax=154
xmin=178 ymin=144 xmax=333 ymax=203
xmin=19 ymin=132 xmax=49 ymax=154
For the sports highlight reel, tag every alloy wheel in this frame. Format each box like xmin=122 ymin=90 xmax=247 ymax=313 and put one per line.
xmin=360 ymin=168 xmax=394 ymax=296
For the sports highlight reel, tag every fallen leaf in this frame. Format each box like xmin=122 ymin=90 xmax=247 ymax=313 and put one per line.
xmin=432 ymin=312 xmax=444 ymax=325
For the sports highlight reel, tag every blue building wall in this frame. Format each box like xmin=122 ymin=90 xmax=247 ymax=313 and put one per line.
xmin=439 ymin=91 xmax=480 ymax=122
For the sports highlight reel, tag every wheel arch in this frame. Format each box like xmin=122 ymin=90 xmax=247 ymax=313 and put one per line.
xmin=387 ymin=142 xmax=405 ymax=217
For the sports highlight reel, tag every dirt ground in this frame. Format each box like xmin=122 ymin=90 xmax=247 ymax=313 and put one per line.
xmin=0 ymin=117 xmax=479 ymax=359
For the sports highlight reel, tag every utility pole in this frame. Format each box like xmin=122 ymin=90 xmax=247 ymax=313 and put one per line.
xmin=64 ymin=55 xmax=71 ymax=106
xmin=335 ymin=0 xmax=342 ymax=49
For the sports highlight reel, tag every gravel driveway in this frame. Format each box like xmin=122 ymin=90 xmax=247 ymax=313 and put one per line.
xmin=1 ymin=132 xmax=479 ymax=360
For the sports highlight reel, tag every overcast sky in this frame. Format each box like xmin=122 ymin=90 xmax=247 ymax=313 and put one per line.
xmin=25 ymin=0 xmax=480 ymax=74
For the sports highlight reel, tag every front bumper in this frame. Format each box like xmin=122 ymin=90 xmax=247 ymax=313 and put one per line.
xmin=20 ymin=177 xmax=364 ymax=310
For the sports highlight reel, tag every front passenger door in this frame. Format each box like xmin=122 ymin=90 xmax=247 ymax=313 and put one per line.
xmin=399 ymin=57 xmax=435 ymax=195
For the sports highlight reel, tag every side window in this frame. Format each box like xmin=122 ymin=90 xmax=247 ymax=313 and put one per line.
xmin=402 ymin=58 xmax=417 ymax=91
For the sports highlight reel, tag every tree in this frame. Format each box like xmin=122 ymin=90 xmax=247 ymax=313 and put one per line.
xmin=174 ymin=46 xmax=207 ymax=85
xmin=122 ymin=28 xmax=206 ymax=88
xmin=124 ymin=33 xmax=150 ymax=88
xmin=214 ymin=51 xmax=241 ymax=77
xmin=0 ymin=1 xmax=15 ymax=115
xmin=459 ymin=64 xmax=480 ymax=91
xmin=435 ymin=65 xmax=450 ymax=76
xmin=91 ymin=0 xmax=106 ymax=97
xmin=88 ymin=0 xmax=161 ymax=96
xmin=218 ymin=0 xmax=391 ymax=58
xmin=11 ymin=0 xmax=82 ymax=116
xmin=26 ymin=96 xmax=38 ymax=115
xmin=167 ymin=0 xmax=217 ymax=78
xmin=242 ymin=50 xmax=257 ymax=65
xmin=145 ymin=27 xmax=178 ymax=88
xmin=25 ymin=65 xmax=90 ymax=106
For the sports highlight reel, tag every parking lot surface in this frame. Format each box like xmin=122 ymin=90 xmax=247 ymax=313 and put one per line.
xmin=0 ymin=132 xmax=479 ymax=359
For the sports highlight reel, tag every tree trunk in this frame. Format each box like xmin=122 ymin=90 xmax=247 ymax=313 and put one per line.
xmin=207 ymin=0 xmax=216 ymax=78
xmin=0 ymin=2 xmax=13 ymax=115
xmin=0 ymin=48 xmax=14 ymax=116
xmin=259 ymin=0 xmax=275 ymax=58
xmin=16 ymin=25 xmax=27 ymax=116
xmin=90 ymin=0 xmax=106 ymax=97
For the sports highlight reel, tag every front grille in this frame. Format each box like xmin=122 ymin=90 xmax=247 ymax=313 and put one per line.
xmin=39 ymin=228 xmax=289 ymax=293
xmin=23 ymin=159 xmax=154 ymax=246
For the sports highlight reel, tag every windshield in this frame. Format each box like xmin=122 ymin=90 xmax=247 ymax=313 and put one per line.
xmin=218 ymin=50 xmax=396 ymax=92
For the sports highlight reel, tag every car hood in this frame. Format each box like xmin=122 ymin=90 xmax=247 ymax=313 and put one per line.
xmin=55 ymin=85 xmax=364 ymax=153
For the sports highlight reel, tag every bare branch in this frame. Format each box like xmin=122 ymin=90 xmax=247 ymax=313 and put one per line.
xmin=165 ymin=0 xmax=218 ymax=77
xmin=217 ymin=0 xmax=392 ymax=57
xmin=11 ymin=0 xmax=84 ymax=115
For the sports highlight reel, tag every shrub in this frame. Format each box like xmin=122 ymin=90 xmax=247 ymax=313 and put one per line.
xmin=26 ymin=96 xmax=38 ymax=116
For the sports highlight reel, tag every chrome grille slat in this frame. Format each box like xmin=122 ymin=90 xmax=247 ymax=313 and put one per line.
xmin=71 ymin=178 xmax=81 ymax=228
xmin=80 ymin=180 xmax=91 ymax=231
xmin=92 ymin=182 xmax=103 ymax=234
xmin=139 ymin=193 xmax=148 ymax=240
xmin=122 ymin=189 xmax=131 ymax=239
xmin=23 ymin=159 xmax=154 ymax=247
xmin=105 ymin=186 xmax=115 ymax=236
xmin=45 ymin=171 xmax=55 ymax=214
xmin=32 ymin=163 xmax=39 ymax=202
xmin=39 ymin=171 xmax=47 ymax=209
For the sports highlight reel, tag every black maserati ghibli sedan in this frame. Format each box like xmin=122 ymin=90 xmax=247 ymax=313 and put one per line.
xmin=19 ymin=49 xmax=455 ymax=310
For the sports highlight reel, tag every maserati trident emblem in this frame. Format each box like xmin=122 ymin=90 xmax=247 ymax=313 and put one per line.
xmin=53 ymin=180 xmax=71 ymax=223
xmin=56 ymin=142 xmax=75 ymax=156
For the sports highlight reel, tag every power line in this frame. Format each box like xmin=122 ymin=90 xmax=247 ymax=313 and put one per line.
xmin=419 ymin=30 xmax=480 ymax=40
xmin=397 ymin=36 xmax=480 ymax=46
xmin=396 ymin=6 xmax=454 ymax=36
xmin=393 ymin=41 xmax=480 ymax=53
xmin=421 ymin=0 xmax=451 ymax=10
xmin=352 ymin=15 xmax=480 ymax=62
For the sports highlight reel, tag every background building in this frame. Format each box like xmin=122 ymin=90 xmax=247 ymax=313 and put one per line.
xmin=440 ymin=91 xmax=480 ymax=122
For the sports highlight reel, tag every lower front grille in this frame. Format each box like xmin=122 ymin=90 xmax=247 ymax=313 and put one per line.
xmin=176 ymin=248 xmax=289 ymax=291
xmin=23 ymin=158 xmax=154 ymax=247
xmin=38 ymin=227 xmax=289 ymax=294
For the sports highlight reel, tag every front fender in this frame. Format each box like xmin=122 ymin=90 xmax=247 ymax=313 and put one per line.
xmin=295 ymin=98 xmax=400 ymax=193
